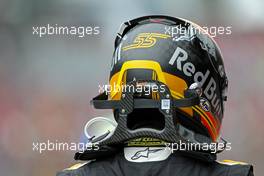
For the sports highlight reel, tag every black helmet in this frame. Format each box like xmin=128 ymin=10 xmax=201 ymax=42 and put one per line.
xmin=108 ymin=15 xmax=228 ymax=142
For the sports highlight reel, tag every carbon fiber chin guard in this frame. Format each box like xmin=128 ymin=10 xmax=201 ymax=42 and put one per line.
xmin=90 ymin=80 xmax=201 ymax=146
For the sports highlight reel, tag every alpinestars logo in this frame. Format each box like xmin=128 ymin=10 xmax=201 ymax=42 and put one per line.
xmin=131 ymin=147 xmax=162 ymax=160
xmin=168 ymin=46 xmax=222 ymax=117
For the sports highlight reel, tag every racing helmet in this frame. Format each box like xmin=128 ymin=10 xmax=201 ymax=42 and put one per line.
xmin=109 ymin=15 xmax=228 ymax=142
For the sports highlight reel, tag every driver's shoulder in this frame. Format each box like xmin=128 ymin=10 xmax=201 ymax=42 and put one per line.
xmin=213 ymin=159 xmax=253 ymax=176
xmin=56 ymin=161 xmax=92 ymax=176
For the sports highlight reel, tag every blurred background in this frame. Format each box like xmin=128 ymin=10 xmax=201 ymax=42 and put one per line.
xmin=0 ymin=0 xmax=263 ymax=175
